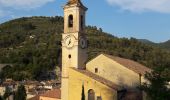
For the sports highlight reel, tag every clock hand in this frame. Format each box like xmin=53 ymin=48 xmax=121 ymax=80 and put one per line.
xmin=68 ymin=39 xmax=71 ymax=45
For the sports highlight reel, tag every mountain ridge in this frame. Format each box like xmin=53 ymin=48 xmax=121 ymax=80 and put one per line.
xmin=138 ymin=39 xmax=170 ymax=50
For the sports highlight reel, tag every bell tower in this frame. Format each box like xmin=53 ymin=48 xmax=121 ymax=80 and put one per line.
xmin=61 ymin=0 xmax=88 ymax=100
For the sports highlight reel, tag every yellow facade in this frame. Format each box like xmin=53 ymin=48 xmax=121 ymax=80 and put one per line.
xmin=68 ymin=68 xmax=117 ymax=100
xmin=61 ymin=1 xmax=151 ymax=100
xmin=39 ymin=96 xmax=60 ymax=100
xmin=61 ymin=1 xmax=88 ymax=100
xmin=86 ymin=54 xmax=141 ymax=89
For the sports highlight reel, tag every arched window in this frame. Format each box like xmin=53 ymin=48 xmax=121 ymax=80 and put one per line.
xmin=68 ymin=15 xmax=73 ymax=28
xmin=81 ymin=15 xmax=84 ymax=30
xmin=88 ymin=89 xmax=95 ymax=100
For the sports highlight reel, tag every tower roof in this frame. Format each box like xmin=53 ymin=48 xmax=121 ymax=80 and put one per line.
xmin=66 ymin=0 xmax=87 ymax=10
xmin=67 ymin=0 xmax=82 ymax=5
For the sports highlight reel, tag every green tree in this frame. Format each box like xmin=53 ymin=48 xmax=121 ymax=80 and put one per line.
xmin=141 ymin=67 xmax=170 ymax=100
xmin=3 ymin=86 xmax=11 ymax=100
xmin=0 ymin=95 xmax=4 ymax=100
xmin=14 ymin=85 xmax=27 ymax=100
xmin=1 ymin=16 xmax=170 ymax=81
xmin=81 ymin=84 xmax=85 ymax=100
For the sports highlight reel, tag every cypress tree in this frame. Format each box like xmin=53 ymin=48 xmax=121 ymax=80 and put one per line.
xmin=81 ymin=84 xmax=85 ymax=100
xmin=3 ymin=86 xmax=11 ymax=100
xmin=14 ymin=85 xmax=27 ymax=100
xmin=0 ymin=95 xmax=4 ymax=100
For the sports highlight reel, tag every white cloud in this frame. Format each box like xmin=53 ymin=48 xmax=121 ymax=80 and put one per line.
xmin=106 ymin=0 xmax=170 ymax=13
xmin=0 ymin=0 xmax=55 ymax=9
xmin=0 ymin=0 xmax=55 ymax=20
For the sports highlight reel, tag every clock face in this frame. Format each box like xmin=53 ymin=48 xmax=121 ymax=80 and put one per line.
xmin=65 ymin=35 xmax=75 ymax=48
xmin=80 ymin=37 xmax=87 ymax=49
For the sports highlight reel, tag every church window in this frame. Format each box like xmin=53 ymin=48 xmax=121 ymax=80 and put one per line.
xmin=95 ymin=68 xmax=98 ymax=73
xmin=81 ymin=15 xmax=84 ymax=30
xmin=68 ymin=15 xmax=73 ymax=28
xmin=68 ymin=54 xmax=71 ymax=59
xmin=88 ymin=89 xmax=95 ymax=100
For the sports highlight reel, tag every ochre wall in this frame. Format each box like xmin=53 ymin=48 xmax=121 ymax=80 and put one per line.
xmin=64 ymin=6 xmax=86 ymax=33
xmin=86 ymin=54 xmax=141 ymax=89
xmin=68 ymin=68 xmax=117 ymax=100
xmin=39 ymin=96 xmax=60 ymax=100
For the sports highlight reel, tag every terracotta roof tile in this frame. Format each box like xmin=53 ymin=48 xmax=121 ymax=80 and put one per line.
xmin=28 ymin=95 xmax=39 ymax=100
xmin=40 ymin=89 xmax=61 ymax=99
xmin=103 ymin=54 xmax=152 ymax=75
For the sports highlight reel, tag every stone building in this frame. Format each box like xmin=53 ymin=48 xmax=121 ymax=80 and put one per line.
xmin=61 ymin=0 xmax=151 ymax=100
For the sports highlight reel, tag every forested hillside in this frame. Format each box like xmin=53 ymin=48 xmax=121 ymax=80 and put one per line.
xmin=139 ymin=39 xmax=170 ymax=50
xmin=159 ymin=40 xmax=170 ymax=50
xmin=0 ymin=16 xmax=170 ymax=81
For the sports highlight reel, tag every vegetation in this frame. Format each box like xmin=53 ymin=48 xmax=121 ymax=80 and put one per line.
xmin=159 ymin=40 xmax=170 ymax=50
xmin=0 ymin=16 xmax=170 ymax=81
xmin=141 ymin=67 xmax=170 ymax=100
xmin=0 ymin=16 xmax=63 ymax=81
xmin=3 ymin=86 xmax=12 ymax=100
xmin=0 ymin=96 xmax=3 ymax=100
xmin=139 ymin=39 xmax=170 ymax=50
xmin=14 ymin=85 xmax=27 ymax=100
xmin=81 ymin=84 xmax=85 ymax=100
xmin=1 ymin=85 xmax=26 ymax=100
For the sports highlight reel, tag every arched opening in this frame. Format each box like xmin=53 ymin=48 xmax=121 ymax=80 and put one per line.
xmin=88 ymin=89 xmax=95 ymax=100
xmin=81 ymin=15 xmax=84 ymax=30
xmin=68 ymin=15 xmax=73 ymax=28
xmin=68 ymin=54 xmax=71 ymax=59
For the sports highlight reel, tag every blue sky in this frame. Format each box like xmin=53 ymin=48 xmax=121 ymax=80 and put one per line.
xmin=0 ymin=0 xmax=170 ymax=43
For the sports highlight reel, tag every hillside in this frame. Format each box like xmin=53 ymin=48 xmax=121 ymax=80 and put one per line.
xmin=138 ymin=39 xmax=170 ymax=50
xmin=159 ymin=40 xmax=170 ymax=50
xmin=138 ymin=39 xmax=156 ymax=46
xmin=0 ymin=16 xmax=170 ymax=81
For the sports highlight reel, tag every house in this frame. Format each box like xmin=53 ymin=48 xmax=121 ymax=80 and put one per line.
xmin=67 ymin=54 xmax=151 ymax=100
xmin=86 ymin=54 xmax=151 ymax=89
xmin=39 ymin=89 xmax=61 ymax=100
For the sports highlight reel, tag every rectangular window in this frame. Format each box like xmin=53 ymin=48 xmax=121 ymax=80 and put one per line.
xmin=95 ymin=68 xmax=98 ymax=73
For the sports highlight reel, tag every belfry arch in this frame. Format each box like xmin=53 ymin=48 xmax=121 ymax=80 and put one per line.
xmin=68 ymin=14 xmax=73 ymax=28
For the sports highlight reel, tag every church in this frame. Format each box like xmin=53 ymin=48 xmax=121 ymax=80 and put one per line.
xmin=61 ymin=0 xmax=151 ymax=100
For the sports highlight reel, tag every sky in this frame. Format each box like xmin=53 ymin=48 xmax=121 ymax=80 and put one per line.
xmin=0 ymin=0 xmax=170 ymax=43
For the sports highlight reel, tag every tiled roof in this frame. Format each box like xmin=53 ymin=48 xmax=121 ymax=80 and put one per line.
xmin=28 ymin=95 xmax=39 ymax=100
xmin=67 ymin=0 xmax=81 ymax=5
xmin=66 ymin=0 xmax=87 ymax=10
xmin=40 ymin=89 xmax=61 ymax=99
xmin=0 ymin=64 xmax=12 ymax=71
xmin=72 ymin=68 xmax=122 ymax=90
xmin=103 ymin=54 xmax=152 ymax=75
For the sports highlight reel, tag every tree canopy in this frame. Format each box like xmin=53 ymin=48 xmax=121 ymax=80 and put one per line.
xmin=141 ymin=67 xmax=170 ymax=100
xmin=0 ymin=16 xmax=170 ymax=81
xmin=14 ymin=85 xmax=27 ymax=100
